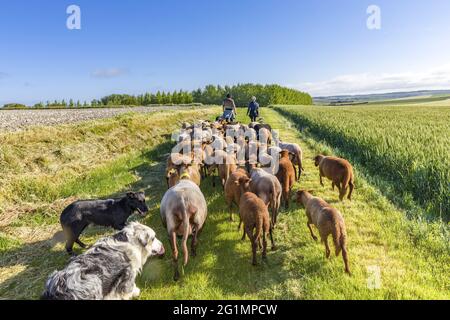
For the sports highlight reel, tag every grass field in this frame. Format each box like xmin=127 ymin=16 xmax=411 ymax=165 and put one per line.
xmin=274 ymin=104 xmax=450 ymax=221
xmin=0 ymin=107 xmax=449 ymax=299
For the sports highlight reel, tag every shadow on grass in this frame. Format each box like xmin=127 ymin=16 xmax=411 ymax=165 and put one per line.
xmin=135 ymin=174 xmax=327 ymax=299
xmin=0 ymin=236 xmax=73 ymax=299
xmin=0 ymin=141 xmax=174 ymax=299
xmin=1 ymin=138 xmax=326 ymax=299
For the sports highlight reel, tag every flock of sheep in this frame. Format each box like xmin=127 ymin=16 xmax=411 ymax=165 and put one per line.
xmin=162 ymin=118 xmax=353 ymax=280
xmin=42 ymin=117 xmax=354 ymax=300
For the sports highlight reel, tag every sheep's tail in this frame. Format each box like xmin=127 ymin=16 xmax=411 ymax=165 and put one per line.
xmin=181 ymin=198 xmax=193 ymax=267
xmin=271 ymin=189 xmax=281 ymax=226
xmin=331 ymin=215 xmax=342 ymax=256
xmin=342 ymin=173 xmax=351 ymax=193
xmin=348 ymin=173 xmax=354 ymax=200
xmin=254 ymin=212 xmax=263 ymax=242
xmin=331 ymin=214 xmax=351 ymax=274
xmin=340 ymin=168 xmax=355 ymax=201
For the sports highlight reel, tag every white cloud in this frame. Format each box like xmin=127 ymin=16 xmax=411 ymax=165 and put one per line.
xmin=91 ymin=68 xmax=129 ymax=79
xmin=289 ymin=65 xmax=450 ymax=96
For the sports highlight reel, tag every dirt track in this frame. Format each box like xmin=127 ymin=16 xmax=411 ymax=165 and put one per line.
xmin=0 ymin=106 xmax=204 ymax=132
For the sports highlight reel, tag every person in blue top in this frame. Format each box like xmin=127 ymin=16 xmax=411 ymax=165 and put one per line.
xmin=247 ymin=96 xmax=259 ymax=122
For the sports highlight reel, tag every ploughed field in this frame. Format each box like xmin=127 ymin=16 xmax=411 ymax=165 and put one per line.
xmin=0 ymin=106 xmax=207 ymax=133
xmin=274 ymin=104 xmax=450 ymax=221
xmin=0 ymin=106 xmax=448 ymax=299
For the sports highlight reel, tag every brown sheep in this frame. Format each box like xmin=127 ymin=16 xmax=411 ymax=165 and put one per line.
xmin=160 ymin=178 xmax=208 ymax=281
xmin=250 ymin=168 xmax=282 ymax=226
xmin=167 ymin=163 xmax=202 ymax=188
xmin=314 ymin=155 xmax=354 ymax=201
xmin=213 ymin=150 xmax=238 ymax=188
xmin=165 ymin=153 xmax=192 ymax=188
xmin=296 ymin=190 xmax=350 ymax=274
xmin=278 ymin=141 xmax=304 ymax=181
xmin=235 ymin=176 xmax=275 ymax=265
xmin=224 ymin=168 xmax=250 ymax=221
xmin=275 ymin=150 xmax=296 ymax=209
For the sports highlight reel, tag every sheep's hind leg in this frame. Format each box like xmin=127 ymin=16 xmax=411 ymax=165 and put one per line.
xmin=262 ymin=232 xmax=268 ymax=261
xmin=307 ymin=222 xmax=318 ymax=241
xmin=269 ymin=226 xmax=276 ymax=250
xmin=247 ymin=228 xmax=258 ymax=266
xmin=348 ymin=180 xmax=354 ymax=201
xmin=169 ymin=231 xmax=180 ymax=281
xmin=323 ymin=235 xmax=331 ymax=259
xmin=190 ymin=227 xmax=198 ymax=257
xmin=339 ymin=186 xmax=347 ymax=201
xmin=229 ymin=203 xmax=234 ymax=222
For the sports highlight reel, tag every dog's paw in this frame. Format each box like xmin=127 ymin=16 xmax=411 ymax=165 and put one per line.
xmin=132 ymin=287 xmax=141 ymax=298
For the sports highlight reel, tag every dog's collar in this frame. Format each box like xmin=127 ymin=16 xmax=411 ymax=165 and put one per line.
xmin=180 ymin=172 xmax=191 ymax=180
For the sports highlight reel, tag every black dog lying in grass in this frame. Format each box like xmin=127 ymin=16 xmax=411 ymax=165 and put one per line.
xmin=60 ymin=192 xmax=149 ymax=255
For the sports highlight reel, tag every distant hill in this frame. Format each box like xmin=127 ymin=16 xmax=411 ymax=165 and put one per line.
xmin=314 ymin=90 xmax=450 ymax=105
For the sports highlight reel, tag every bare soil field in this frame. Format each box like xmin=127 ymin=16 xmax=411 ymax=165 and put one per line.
xmin=0 ymin=106 xmax=205 ymax=132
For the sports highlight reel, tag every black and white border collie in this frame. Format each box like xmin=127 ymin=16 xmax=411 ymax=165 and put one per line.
xmin=42 ymin=222 xmax=164 ymax=300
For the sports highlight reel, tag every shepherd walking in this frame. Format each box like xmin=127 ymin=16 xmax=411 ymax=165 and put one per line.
xmin=247 ymin=96 xmax=260 ymax=122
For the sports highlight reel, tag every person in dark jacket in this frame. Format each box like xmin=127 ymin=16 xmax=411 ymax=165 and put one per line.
xmin=247 ymin=96 xmax=259 ymax=122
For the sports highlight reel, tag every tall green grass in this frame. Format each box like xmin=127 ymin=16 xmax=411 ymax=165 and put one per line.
xmin=274 ymin=104 xmax=450 ymax=221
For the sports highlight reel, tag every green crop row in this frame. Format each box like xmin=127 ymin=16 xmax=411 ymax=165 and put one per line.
xmin=274 ymin=104 xmax=450 ymax=221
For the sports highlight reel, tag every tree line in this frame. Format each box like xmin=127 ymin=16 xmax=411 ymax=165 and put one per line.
xmin=2 ymin=84 xmax=312 ymax=109
xmin=192 ymin=84 xmax=312 ymax=106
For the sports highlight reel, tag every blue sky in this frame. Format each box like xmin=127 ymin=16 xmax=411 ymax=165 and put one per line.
xmin=1 ymin=0 xmax=450 ymax=104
